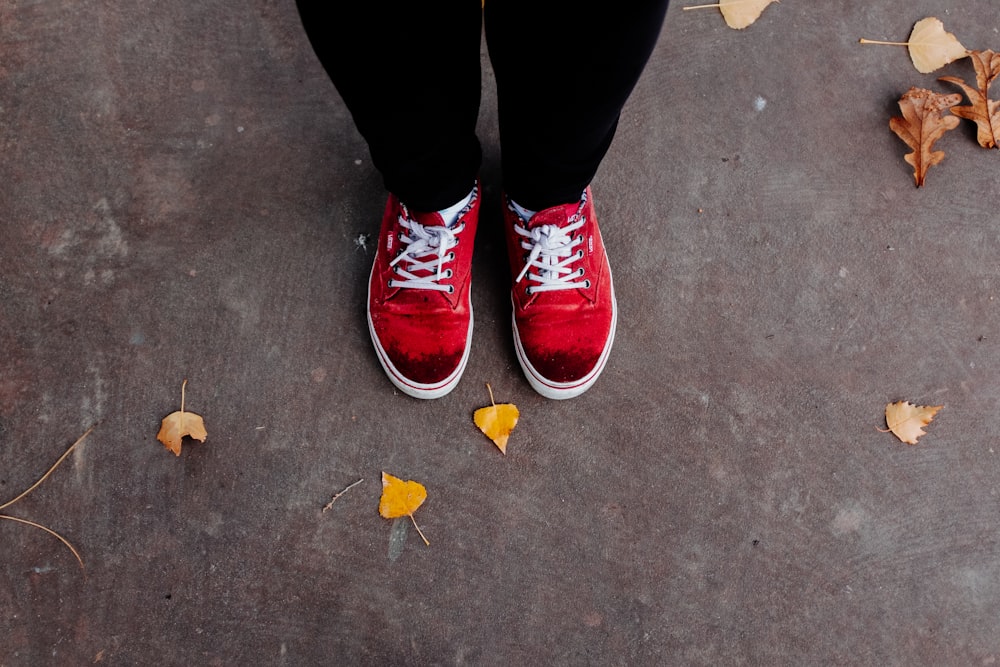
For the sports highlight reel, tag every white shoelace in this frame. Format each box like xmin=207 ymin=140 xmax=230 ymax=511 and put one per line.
xmin=388 ymin=212 xmax=462 ymax=293
xmin=514 ymin=216 xmax=589 ymax=295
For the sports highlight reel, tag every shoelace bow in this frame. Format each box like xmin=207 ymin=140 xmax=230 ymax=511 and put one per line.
xmin=388 ymin=212 xmax=461 ymax=293
xmin=514 ymin=216 xmax=589 ymax=294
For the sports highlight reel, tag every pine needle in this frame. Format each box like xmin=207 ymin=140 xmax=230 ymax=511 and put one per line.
xmin=0 ymin=426 xmax=95 ymax=571
xmin=0 ymin=514 xmax=84 ymax=570
xmin=0 ymin=426 xmax=94 ymax=511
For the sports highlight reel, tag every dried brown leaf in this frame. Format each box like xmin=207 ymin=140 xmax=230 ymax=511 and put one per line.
xmin=889 ymin=87 xmax=962 ymax=186
xmin=156 ymin=380 xmax=207 ymax=456
xmin=884 ymin=401 xmax=943 ymax=445
xmin=940 ymin=49 xmax=1000 ymax=149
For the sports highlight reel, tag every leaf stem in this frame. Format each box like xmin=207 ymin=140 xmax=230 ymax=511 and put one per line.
xmin=180 ymin=378 xmax=187 ymax=414
xmin=683 ymin=3 xmax=721 ymax=10
xmin=0 ymin=426 xmax=95 ymax=511
xmin=0 ymin=514 xmax=85 ymax=569
xmin=858 ymin=38 xmax=910 ymax=46
xmin=409 ymin=514 xmax=430 ymax=546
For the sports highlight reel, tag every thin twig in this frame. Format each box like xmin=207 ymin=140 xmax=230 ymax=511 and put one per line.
xmin=322 ymin=478 xmax=364 ymax=512
xmin=0 ymin=514 xmax=84 ymax=569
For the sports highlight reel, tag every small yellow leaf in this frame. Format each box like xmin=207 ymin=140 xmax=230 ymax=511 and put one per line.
xmin=884 ymin=401 xmax=943 ymax=445
xmin=378 ymin=472 xmax=427 ymax=519
xmin=379 ymin=472 xmax=429 ymax=546
xmin=475 ymin=404 xmax=519 ymax=454
xmin=156 ymin=379 xmax=207 ymax=456
xmin=473 ymin=383 xmax=519 ymax=454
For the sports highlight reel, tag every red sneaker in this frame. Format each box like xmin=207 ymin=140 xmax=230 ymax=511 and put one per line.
xmin=367 ymin=185 xmax=479 ymax=399
xmin=503 ymin=187 xmax=617 ymax=399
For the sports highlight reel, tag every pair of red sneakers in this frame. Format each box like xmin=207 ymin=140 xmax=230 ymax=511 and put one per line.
xmin=366 ymin=183 xmax=616 ymax=400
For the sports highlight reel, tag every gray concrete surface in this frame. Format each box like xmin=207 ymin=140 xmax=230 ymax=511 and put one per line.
xmin=3 ymin=1 xmax=1000 ymax=664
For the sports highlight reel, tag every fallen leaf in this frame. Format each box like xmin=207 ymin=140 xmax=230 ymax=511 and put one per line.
xmin=889 ymin=87 xmax=962 ymax=186
xmin=883 ymin=401 xmax=943 ymax=444
xmin=860 ymin=17 xmax=970 ymax=73
xmin=379 ymin=472 xmax=429 ymax=545
xmin=682 ymin=0 xmax=778 ymax=30
xmin=908 ymin=18 xmax=971 ymax=73
xmin=156 ymin=379 xmax=207 ymax=456
xmin=941 ymin=49 xmax=1000 ymax=149
xmin=474 ymin=383 xmax=519 ymax=454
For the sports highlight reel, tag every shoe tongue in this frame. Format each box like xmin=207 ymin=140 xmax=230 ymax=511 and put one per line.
xmin=524 ymin=201 xmax=578 ymax=230
xmin=410 ymin=209 xmax=448 ymax=227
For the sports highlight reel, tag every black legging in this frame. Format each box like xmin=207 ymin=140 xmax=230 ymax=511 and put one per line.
xmin=296 ymin=1 xmax=669 ymax=212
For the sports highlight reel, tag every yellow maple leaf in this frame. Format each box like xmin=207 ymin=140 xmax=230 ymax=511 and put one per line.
xmin=156 ymin=380 xmax=207 ymax=456
xmin=379 ymin=472 xmax=429 ymax=545
xmin=473 ymin=383 xmax=519 ymax=454
xmin=883 ymin=401 xmax=943 ymax=445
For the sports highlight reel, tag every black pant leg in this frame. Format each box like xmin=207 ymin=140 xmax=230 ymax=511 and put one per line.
xmin=484 ymin=2 xmax=669 ymax=210
xmin=295 ymin=1 xmax=484 ymax=211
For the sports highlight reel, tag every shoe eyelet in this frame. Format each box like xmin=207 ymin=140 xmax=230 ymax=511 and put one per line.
xmin=448 ymin=285 xmax=455 ymax=294
xmin=577 ymin=250 xmax=584 ymax=259
xmin=445 ymin=269 xmax=453 ymax=278
xmin=448 ymin=252 xmax=456 ymax=261
xmin=584 ymin=279 xmax=591 ymax=288
xmin=578 ymin=268 xmax=585 ymax=277
xmin=525 ymin=286 xmax=533 ymax=296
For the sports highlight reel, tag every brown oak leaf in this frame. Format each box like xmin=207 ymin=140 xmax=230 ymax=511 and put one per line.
xmin=889 ymin=87 xmax=962 ymax=186
xmin=940 ymin=49 xmax=1000 ymax=149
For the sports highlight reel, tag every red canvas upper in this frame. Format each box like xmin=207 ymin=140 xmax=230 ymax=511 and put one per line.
xmin=504 ymin=187 xmax=617 ymax=398
xmin=367 ymin=186 xmax=479 ymax=398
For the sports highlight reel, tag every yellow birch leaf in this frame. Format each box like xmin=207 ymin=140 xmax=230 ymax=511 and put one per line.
xmin=860 ymin=17 xmax=970 ymax=74
xmin=473 ymin=383 xmax=519 ymax=454
xmin=156 ymin=380 xmax=207 ymax=456
xmin=379 ymin=472 xmax=429 ymax=545
xmin=719 ymin=0 xmax=778 ymax=30
xmin=884 ymin=401 xmax=943 ymax=445
xmin=907 ymin=17 xmax=970 ymax=74
xmin=683 ymin=0 xmax=777 ymax=30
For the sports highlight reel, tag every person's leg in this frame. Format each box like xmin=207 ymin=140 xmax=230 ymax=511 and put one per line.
xmin=296 ymin=1 xmax=483 ymax=211
xmin=296 ymin=2 xmax=485 ymax=398
xmin=484 ymin=2 xmax=668 ymax=210
xmin=485 ymin=2 xmax=668 ymax=399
